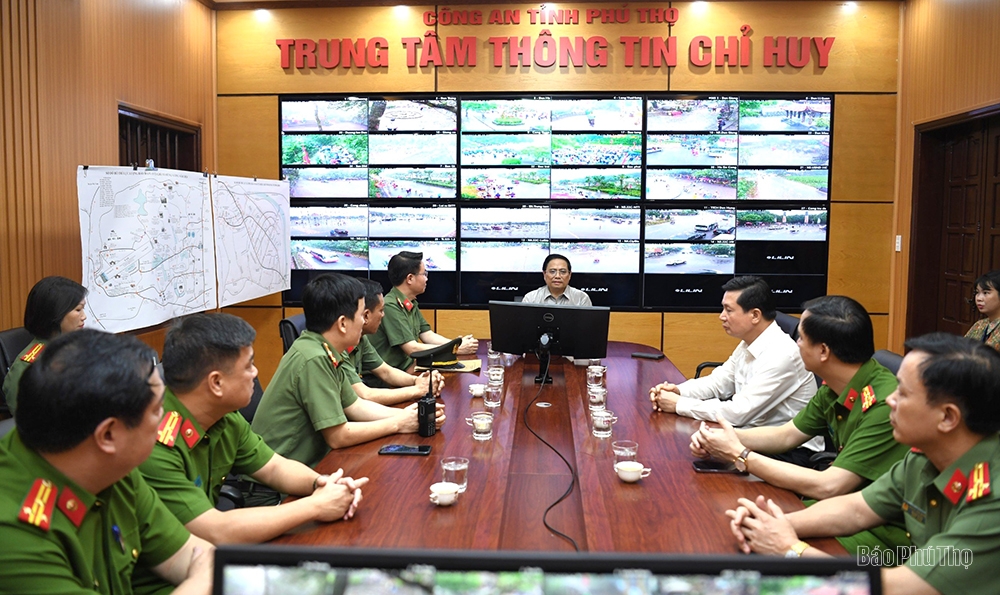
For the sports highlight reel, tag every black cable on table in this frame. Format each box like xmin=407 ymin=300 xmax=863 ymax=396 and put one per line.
xmin=520 ymin=355 xmax=581 ymax=552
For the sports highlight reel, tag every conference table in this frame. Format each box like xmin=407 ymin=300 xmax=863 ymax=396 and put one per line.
xmin=273 ymin=341 xmax=845 ymax=556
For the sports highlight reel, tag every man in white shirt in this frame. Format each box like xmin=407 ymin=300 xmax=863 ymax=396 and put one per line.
xmin=649 ymin=276 xmax=823 ymax=462
xmin=522 ymin=254 xmax=593 ymax=307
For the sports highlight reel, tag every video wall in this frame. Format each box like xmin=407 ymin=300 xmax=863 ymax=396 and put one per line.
xmin=281 ymin=94 xmax=831 ymax=310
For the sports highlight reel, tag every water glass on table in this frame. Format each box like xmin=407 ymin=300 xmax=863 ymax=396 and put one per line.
xmin=441 ymin=456 xmax=469 ymax=493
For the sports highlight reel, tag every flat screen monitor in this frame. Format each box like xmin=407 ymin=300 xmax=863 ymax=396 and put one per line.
xmin=488 ymin=300 xmax=610 ymax=360
xmin=213 ymin=545 xmax=881 ymax=595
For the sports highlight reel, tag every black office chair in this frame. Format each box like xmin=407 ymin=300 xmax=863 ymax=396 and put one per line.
xmin=0 ymin=327 xmax=33 ymax=417
xmin=279 ymin=314 xmax=307 ymax=354
xmin=873 ymin=349 xmax=903 ymax=375
xmin=239 ymin=377 xmax=265 ymax=423
xmin=694 ymin=311 xmax=798 ymax=378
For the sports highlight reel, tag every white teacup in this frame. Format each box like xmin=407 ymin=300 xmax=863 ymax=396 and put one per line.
xmin=468 ymin=383 xmax=485 ymax=397
xmin=615 ymin=461 xmax=652 ymax=483
xmin=429 ymin=481 xmax=460 ymax=506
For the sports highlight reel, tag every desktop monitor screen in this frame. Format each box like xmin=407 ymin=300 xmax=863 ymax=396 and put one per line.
xmin=488 ymin=300 xmax=610 ymax=360
xmin=214 ymin=545 xmax=881 ymax=595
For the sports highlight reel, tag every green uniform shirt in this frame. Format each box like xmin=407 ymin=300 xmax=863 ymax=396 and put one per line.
xmin=862 ymin=434 xmax=1000 ymax=594
xmin=251 ymin=330 xmax=358 ymax=469
xmin=793 ymin=359 xmax=909 ymax=483
xmin=343 ymin=335 xmax=385 ymax=386
xmin=137 ymin=388 xmax=275 ymax=525
xmin=0 ymin=431 xmax=190 ymax=595
xmin=2 ymin=338 xmax=45 ymax=415
xmin=369 ymin=286 xmax=431 ymax=371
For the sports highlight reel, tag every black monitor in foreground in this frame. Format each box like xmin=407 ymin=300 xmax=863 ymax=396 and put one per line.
xmin=213 ymin=545 xmax=882 ymax=595
xmin=489 ymin=300 xmax=610 ymax=383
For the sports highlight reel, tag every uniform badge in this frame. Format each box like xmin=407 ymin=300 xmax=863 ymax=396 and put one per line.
xmin=323 ymin=343 xmax=339 ymax=369
xmin=861 ymin=385 xmax=877 ymax=412
xmin=843 ymin=388 xmax=859 ymax=411
xmin=58 ymin=487 xmax=86 ymax=528
xmin=180 ymin=418 xmax=200 ymax=449
xmin=901 ymin=500 xmax=926 ymax=523
xmin=18 ymin=478 xmax=56 ymax=531
xmin=20 ymin=343 xmax=44 ymax=364
xmin=346 ymin=345 xmax=355 ymax=354
xmin=157 ymin=411 xmax=182 ymax=447
xmin=967 ymin=462 xmax=991 ymax=502
xmin=943 ymin=468 xmax=968 ymax=505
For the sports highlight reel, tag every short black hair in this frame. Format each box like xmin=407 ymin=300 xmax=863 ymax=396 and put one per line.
xmin=387 ymin=251 xmax=423 ymax=286
xmin=303 ymin=273 xmax=365 ymax=334
xmin=162 ymin=313 xmax=256 ymax=394
xmin=904 ymin=333 xmax=1000 ymax=436
xmin=543 ymin=254 xmax=572 ymax=273
xmin=800 ymin=295 xmax=874 ymax=364
xmin=23 ymin=276 xmax=88 ymax=339
xmin=17 ymin=330 xmax=158 ymax=453
xmin=360 ymin=278 xmax=385 ymax=311
xmin=974 ymin=270 xmax=1000 ymax=294
xmin=721 ymin=276 xmax=776 ymax=321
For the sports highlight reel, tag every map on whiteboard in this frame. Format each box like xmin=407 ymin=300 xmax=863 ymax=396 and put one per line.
xmin=211 ymin=175 xmax=291 ymax=307
xmin=78 ymin=166 xmax=217 ymax=332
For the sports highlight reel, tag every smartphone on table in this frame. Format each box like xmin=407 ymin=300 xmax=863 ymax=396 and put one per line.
xmin=378 ymin=444 xmax=432 ymax=456
xmin=692 ymin=459 xmax=747 ymax=474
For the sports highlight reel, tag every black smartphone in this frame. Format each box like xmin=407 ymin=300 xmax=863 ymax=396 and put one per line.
xmin=631 ymin=351 xmax=665 ymax=360
xmin=378 ymin=444 xmax=432 ymax=456
xmin=692 ymin=459 xmax=746 ymax=474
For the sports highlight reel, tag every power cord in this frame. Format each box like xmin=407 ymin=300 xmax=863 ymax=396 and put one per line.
xmin=521 ymin=354 xmax=581 ymax=552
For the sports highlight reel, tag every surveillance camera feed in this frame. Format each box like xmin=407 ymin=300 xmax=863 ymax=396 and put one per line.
xmin=281 ymin=94 xmax=831 ymax=309
xmin=220 ymin=562 xmax=874 ymax=595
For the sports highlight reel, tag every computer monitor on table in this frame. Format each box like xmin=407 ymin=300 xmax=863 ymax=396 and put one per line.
xmin=213 ymin=545 xmax=882 ymax=595
xmin=488 ymin=300 xmax=611 ymax=383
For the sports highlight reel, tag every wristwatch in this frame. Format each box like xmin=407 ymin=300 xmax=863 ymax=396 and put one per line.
xmin=734 ymin=447 xmax=752 ymax=472
xmin=784 ymin=541 xmax=810 ymax=558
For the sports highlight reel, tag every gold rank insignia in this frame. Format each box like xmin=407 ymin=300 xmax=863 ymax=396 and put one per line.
xmin=323 ymin=343 xmax=339 ymax=369
xmin=843 ymin=388 xmax=859 ymax=411
xmin=861 ymin=385 xmax=877 ymax=412
xmin=18 ymin=478 xmax=56 ymax=531
xmin=180 ymin=418 xmax=200 ymax=449
xmin=20 ymin=343 xmax=44 ymax=364
xmin=967 ymin=462 xmax=991 ymax=502
xmin=57 ymin=486 xmax=86 ymax=528
xmin=943 ymin=467 xmax=968 ymax=505
xmin=157 ymin=411 xmax=182 ymax=447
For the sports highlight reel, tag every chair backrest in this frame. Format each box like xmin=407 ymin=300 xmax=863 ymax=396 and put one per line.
xmin=0 ymin=327 xmax=33 ymax=373
xmin=873 ymin=349 xmax=904 ymax=376
xmin=239 ymin=377 xmax=265 ymax=423
xmin=773 ymin=311 xmax=800 ymax=341
xmin=279 ymin=314 xmax=307 ymax=354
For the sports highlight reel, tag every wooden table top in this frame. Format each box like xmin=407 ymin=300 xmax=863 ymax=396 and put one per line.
xmin=271 ymin=341 xmax=846 ymax=556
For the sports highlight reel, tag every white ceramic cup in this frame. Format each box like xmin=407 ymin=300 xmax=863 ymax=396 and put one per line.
xmin=615 ymin=461 xmax=652 ymax=483
xmin=468 ymin=383 xmax=485 ymax=397
xmin=429 ymin=481 xmax=460 ymax=506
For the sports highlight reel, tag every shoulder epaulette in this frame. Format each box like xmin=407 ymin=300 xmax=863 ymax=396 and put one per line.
xmin=20 ymin=343 xmax=44 ymax=364
xmin=860 ymin=385 xmax=877 ymax=412
xmin=157 ymin=411 xmax=182 ymax=447
xmin=18 ymin=478 xmax=56 ymax=531
xmin=967 ymin=462 xmax=992 ymax=503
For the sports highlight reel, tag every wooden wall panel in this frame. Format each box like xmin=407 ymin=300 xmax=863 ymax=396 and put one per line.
xmin=217 ymin=8 xmax=436 ymax=95
xmin=608 ymin=312 xmax=662 ymax=349
xmin=831 ymin=94 xmax=897 ymax=202
xmin=223 ymin=306 xmax=286 ymax=387
xmin=891 ymin=0 xmax=1000 ymax=349
xmin=871 ymin=314 xmax=889 ymax=352
xmin=828 ymin=202 xmax=893 ymax=314
xmin=1 ymin=0 xmax=216 ymax=331
xmin=670 ymin=1 xmax=899 ymax=93
xmin=218 ymin=95 xmax=279 ymax=180
xmin=662 ymin=313 xmax=740 ymax=378
xmin=436 ymin=309 xmax=490 ymax=340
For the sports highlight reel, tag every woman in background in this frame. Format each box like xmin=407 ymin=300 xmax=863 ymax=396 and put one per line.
xmin=965 ymin=269 xmax=1000 ymax=351
xmin=1 ymin=276 xmax=88 ymax=414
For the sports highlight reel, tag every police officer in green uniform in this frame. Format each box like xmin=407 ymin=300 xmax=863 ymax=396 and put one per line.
xmin=368 ymin=251 xmax=477 ymax=372
xmin=691 ymin=295 xmax=911 ymax=554
xmin=2 ymin=275 xmax=88 ymax=415
xmin=135 ymin=313 xmax=366 ymax=543
xmin=252 ymin=274 xmax=445 ymax=481
xmin=727 ymin=333 xmax=1000 ymax=595
xmin=0 ymin=329 xmax=212 ymax=595
xmin=343 ymin=278 xmax=445 ymax=405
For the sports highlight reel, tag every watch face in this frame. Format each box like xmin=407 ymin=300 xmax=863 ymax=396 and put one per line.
xmin=734 ymin=458 xmax=747 ymax=472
